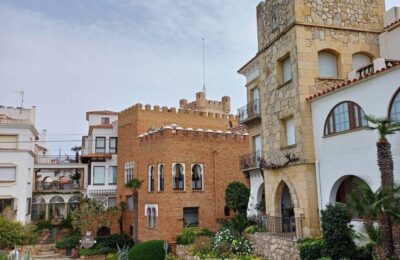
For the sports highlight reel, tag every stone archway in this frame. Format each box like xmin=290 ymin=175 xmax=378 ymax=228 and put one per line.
xmin=256 ymin=183 xmax=265 ymax=214
xmin=273 ymin=179 xmax=300 ymax=217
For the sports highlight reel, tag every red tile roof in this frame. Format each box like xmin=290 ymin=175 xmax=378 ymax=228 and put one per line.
xmin=81 ymin=153 xmax=112 ymax=159
xmin=384 ymin=18 xmax=400 ymax=30
xmin=307 ymin=61 xmax=400 ymax=101
xmin=88 ymin=124 xmax=113 ymax=135
xmin=86 ymin=110 xmax=118 ymax=120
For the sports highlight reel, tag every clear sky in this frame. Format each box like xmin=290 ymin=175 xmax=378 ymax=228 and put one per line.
xmin=0 ymin=0 xmax=399 ymax=154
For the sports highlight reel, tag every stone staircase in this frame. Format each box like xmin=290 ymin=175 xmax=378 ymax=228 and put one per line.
xmin=31 ymin=244 xmax=71 ymax=260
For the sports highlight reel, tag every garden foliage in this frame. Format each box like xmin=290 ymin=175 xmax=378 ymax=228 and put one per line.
xmin=128 ymin=240 xmax=169 ymax=260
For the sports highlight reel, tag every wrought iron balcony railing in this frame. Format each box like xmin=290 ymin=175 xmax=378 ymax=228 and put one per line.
xmin=238 ymin=99 xmax=260 ymax=124
xmin=249 ymin=215 xmax=304 ymax=240
xmin=239 ymin=150 xmax=265 ymax=171
xmin=35 ymin=182 xmax=80 ymax=191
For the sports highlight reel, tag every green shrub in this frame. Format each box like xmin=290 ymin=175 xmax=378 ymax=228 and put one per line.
xmin=59 ymin=217 xmax=73 ymax=230
xmin=96 ymin=233 xmax=133 ymax=248
xmin=193 ymin=236 xmax=212 ymax=255
xmin=128 ymin=240 xmax=169 ymax=260
xmin=321 ymin=204 xmax=355 ymax=260
xmin=35 ymin=220 xmax=51 ymax=230
xmin=0 ymin=216 xmax=37 ymax=248
xmin=244 ymin=225 xmax=258 ymax=234
xmin=79 ymin=247 xmax=116 ymax=256
xmin=56 ymin=234 xmax=80 ymax=249
xmin=297 ymin=237 xmax=325 ymax=260
xmin=176 ymin=227 xmax=213 ymax=245
xmin=225 ymin=182 xmax=250 ymax=214
xmin=352 ymin=243 xmax=374 ymax=260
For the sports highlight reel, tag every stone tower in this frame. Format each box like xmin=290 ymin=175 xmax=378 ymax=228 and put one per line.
xmin=238 ymin=0 xmax=385 ymax=237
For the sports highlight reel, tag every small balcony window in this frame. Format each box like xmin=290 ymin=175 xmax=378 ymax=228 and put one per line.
xmin=173 ymin=163 xmax=184 ymax=190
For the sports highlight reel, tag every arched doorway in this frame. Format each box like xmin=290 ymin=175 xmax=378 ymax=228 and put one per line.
xmin=275 ymin=182 xmax=296 ymax=235
xmin=32 ymin=196 xmax=46 ymax=220
xmin=330 ymin=175 xmax=368 ymax=204
xmin=256 ymin=184 xmax=265 ymax=214
xmin=97 ymin=226 xmax=111 ymax=236
xmin=49 ymin=196 xmax=65 ymax=222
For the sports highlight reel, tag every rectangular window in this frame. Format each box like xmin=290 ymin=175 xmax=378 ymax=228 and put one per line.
xmin=127 ymin=196 xmax=134 ymax=210
xmin=101 ymin=117 xmax=110 ymax=124
xmin=109 ymin=166 xmax=117 ymax=185
xmin=108 ymin=197 xmax=117 ymax=208
xmin=95 ymin=137 xmax=106 ymax=153
xmin=183 ymin=207 xmax=199 ymax=227
xmin=281 ymin=56 xmax=292 ymax=84
xmin=0 ymin=167 xmax=16 ymax=182
xmin=109 ymin=137 xmax=117 ymax=154
xmin=0 ymin=199 xmax=14 ymax=213
xmin=0 ymin=135 xmax=18 ymax=149
xmin=93 ymin=166 xmax=105 ymax=185
xmin=26 ymin=197 xmax=31 ymax=215
xmin=284 ymin=117 xmax=296 ymax=146
xmin=125 ymin=162 xmax=134 ymax=183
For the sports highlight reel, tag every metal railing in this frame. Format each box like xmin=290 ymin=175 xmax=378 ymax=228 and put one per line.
xmin=238 ymin=99 xmax=260 ymax=123
xmin=36 ymin=182 xmax=80 ymax=191
xmin=262 ymin=215 xmax=303 ymax=240
xmin=239 ymin=151 xmax=264 ymax=170
xmin=35 ymin=155 xmax=78 ymax=164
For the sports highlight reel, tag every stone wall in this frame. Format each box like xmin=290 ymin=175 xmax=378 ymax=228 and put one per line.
xmin=249 ymin=233 xmax=300 ymax=260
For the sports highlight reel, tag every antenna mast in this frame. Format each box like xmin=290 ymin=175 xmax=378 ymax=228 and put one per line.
xmin=14 ymin=90 xmax=24 ymax=114
xmin=202 ymin=38 xmax=206 ymax=95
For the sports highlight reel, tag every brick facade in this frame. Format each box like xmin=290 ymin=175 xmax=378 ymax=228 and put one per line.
xmin=117 ymin=95 xmax=249 ymax=241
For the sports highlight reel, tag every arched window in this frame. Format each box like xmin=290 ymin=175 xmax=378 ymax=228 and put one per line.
xmin=148 ymin=166 xmax=154 ymax=192
xmin=191 ymin=164 xmax=203 ymax=190
xmin=151 ymin=208 xmax=157 ymax=228
xmin=158 ymin=164 xmax=164 ymax=191
xmin=318 ymin=50 xmax=338 ymax=78
xmin=173 ymin=163 xmax=184 ymax=190
xmin=389 ymin=89 xmax=400 ymax=122
xmin=324 ymin=101 xmax=367 ymax=136
xmin=352 ymin=53 xmax=372 ymax=70
xmin=146 ymin=207 xmax=152 ymax=227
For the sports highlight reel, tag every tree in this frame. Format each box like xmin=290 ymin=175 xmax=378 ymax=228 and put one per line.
xmin=118 ymin=201 xmax=127 ymax=234
xmin=225 ymin=181 xmax=250 ymax=215
xmin=0 ymin=216 xmax=37 ymax=248
xmin=125 ymin=178 xmax=143 ymax=241
xmin=321 ymin=204 xmax=355 ymax=260
xmin=365 ymin=115 xmax=400 ymax=257
xmin=70 ymin=146 xmax=82 ymax=163
xmin=71 ymin=199 xmax=118 ymax=237
xmin=347 ymin=182 xmax=400 ymax=259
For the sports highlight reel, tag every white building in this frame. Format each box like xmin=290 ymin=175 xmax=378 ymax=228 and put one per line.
xmin=309 ymin=8 xmax=400 ymax=229
xmin=81 ymin=110 xmax=118 ymax=208
xmin=0 ymin=106 xmax=38 ymax=223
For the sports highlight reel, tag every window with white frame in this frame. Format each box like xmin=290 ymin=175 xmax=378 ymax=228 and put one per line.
xmin=145 ymin=204 xmax=158 ymax=228
xmin=109 ymin=137 xmax=117 ymax=154
xmin=191 ymin=164 xmax=203 ymax=190
xmin=148 ymin=165 xmax=154 ymax=192
xmin=0 ymin=167 xmax=16 ymax=182
xmin=95 ymin=137 xmax=106 ymax=153
xmin=281 ymin=56 xmax=292 ymax=84
xmin=109 ymin=166 xmax=117 ymax=185
xmin=93 ymin=166 xmax=105 ymax=185
xmin=125 ymin=162 xmax=134 ymax=183
xmin=283 ymin=117 xmax=295 ymax=146
xmin=173 ymin=163 xmax=184 ymax=190
xmin=101 ymin=117 xmax=110 ymax=124
xmin=158 ymin=164 xmax=164 ymax=191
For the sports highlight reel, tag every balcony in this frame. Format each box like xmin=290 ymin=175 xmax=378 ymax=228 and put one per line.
xmin=240 ymin=151 xmax=265 ymax=171
xmin=35 ymin=182 xmax=81 ymax=192
xmin=238 ymin=99 xmax=261 ymax=125
xmin=35 ymin=155 xmax=79 ymax=164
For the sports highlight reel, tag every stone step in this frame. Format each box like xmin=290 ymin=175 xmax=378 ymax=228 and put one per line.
xmin=38 ymin=250 xmax=56 ymax=255
xmin=31 ymin=253 xmax=62 ymax=259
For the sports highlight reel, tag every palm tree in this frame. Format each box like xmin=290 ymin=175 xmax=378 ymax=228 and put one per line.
xmin=347 ymin=182 xmax=400 ymax=259
xmin=125 ymin=178 xmax=143 ymax=242
xmin=71 ymin=145 xmax=82 ymax=163
xmin=365 ymin=115 xmax=400 ymax=257
xmin=118 ymin=201 xmax=126 ymax=234
xmin=365 ymin=115 xmax=400 ymax=188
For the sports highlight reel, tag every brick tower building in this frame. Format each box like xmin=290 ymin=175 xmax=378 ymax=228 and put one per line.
xmin=117 ymin=92 xmax=248 ymax=241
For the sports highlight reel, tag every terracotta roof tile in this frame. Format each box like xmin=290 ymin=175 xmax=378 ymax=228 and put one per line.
xmin=307 ymin=61 xmax=400 ymax=102
xmin=384 ymin=18 xmax=400 ymax=30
